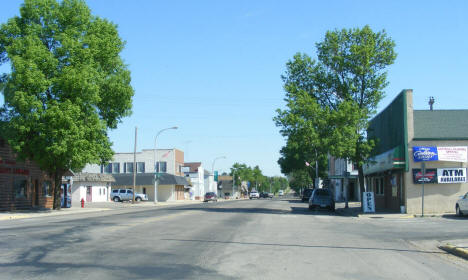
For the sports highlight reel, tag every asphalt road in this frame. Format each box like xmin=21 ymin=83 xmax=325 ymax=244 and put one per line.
xmin=0 ymin=199 xmax=467 ymax=279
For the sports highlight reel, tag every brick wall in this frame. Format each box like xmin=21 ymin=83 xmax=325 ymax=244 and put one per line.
xmin=0 ymin=139 xmax=53 ymax=210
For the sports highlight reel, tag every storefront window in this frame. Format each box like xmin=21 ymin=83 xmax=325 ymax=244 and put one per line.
xmin=103 ymin=163 xmax=112 ymax=174
xmin=137 ymin=162 xmax=145 ymax=173
xmin=156 ymin=161 xmax=167 ymax=173
xmin=43 ymin=181 xmax=52 ymax=197
xmin=112 ymin=163 xmax=120 ymax=173
xmin=375 ymin=177 xmax=384 ymax=195
xmin=14 ymin=178 xmax=27 ymax=198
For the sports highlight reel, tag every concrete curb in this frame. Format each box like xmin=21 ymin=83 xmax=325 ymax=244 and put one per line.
xmin=357 ymin=214 xmax=415 ymax=219
xmin=438 ymin=244 xmax=468 ymax=260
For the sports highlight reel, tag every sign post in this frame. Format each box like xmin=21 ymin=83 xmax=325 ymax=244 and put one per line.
xmin=421 ymin=162 xmax=425 ymax=217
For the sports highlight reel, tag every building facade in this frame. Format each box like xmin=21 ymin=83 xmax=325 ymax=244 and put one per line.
xmin=70 ymin=173 xmax=115 ymax=205
xmin=83 ymin=148 xmax=188 ymax=202
xmin=364 ymin=89 xmax=468 ymax=214
xmin=0 ymin=138 xmax=54 ymax=210
xmin=328 ymin=157 xmax=360 ymax=202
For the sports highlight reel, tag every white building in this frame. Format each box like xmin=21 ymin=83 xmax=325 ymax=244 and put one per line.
xmin=182 ymin=162 xmax=215 ymax=200
xmin=70 ymin=173 xmax=115 ymax=205
xmin=328 ymin=157 xmax=360 ymax=202
xmin=82 ymin=148 xmax=189 ymax=202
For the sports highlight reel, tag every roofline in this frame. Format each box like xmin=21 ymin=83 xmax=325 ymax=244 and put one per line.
xmin=414 ymin=109 xmax=468 ymax=112
xmin=371 ymin=89 xmax=412 ymax=122
xmin=413 ymin=138 xmax=468 ymax=141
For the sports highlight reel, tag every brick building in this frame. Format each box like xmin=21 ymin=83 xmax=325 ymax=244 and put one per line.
xmin=0 ymin=138 xmax=54 ymax=210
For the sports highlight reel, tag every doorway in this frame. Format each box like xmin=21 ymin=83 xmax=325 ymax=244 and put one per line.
xmin=33 ymin=179 xmax=39 ymax=206
xmin=86 ymin=186 xmax=92 ymax=202
xmin=349 ymin=182 xmax=355 ymax=201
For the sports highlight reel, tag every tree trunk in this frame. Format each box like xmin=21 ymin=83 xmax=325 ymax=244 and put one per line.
xmin=53 ymin=172 xmax=63 ymax=210
xmin=358 ymin=164 xmax=365 ymax=209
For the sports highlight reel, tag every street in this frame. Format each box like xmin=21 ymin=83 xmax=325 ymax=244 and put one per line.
xmin=0 ymin=199 xmax=467 ymax=280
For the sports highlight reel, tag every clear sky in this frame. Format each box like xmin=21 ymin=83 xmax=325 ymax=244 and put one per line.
xmin=1 ymin=0 xmax=467 ymax=176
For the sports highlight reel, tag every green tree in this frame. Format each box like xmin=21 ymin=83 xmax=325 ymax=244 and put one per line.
xmin=277 ymin=25 xmax=396 ymax=199
xmin=287 ymin=169 xmax=314 ymax=195
xmin=0 ymin=0 xmax=134 ymax=209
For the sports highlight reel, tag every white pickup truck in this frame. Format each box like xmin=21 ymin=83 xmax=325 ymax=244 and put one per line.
xmin=111 ymin=189 xmax=148 ymax=202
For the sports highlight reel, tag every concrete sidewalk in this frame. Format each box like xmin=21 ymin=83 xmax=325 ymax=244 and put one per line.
xmin=0 ymin=199 xmax=216 ymax=221
xmin=335 ymin=202 xmax=433 ymax=219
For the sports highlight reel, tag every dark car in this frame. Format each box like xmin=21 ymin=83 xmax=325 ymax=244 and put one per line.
xmin=203 ymin=192 xmax=218 ymax=202
xmin=302 ymin=188 xmax=313 ymax=202
xmin=260 ymin=192 xmax=270 ymax=198
xmin=309 ymin=188 xmax=335 ymax=211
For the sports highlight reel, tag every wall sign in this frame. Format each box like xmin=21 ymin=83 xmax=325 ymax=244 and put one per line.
xmin=412 ymin=169 xmax=437 ymax=184
xmin=413 ymin=146 xmax=468 ymax=162
xmin=413 ymin=147 xmax=438 ymax=162
xmin=437 ymin=168 xmax=467 ymax=184
xmin=437 ymin=147 xmax=467 ymax=162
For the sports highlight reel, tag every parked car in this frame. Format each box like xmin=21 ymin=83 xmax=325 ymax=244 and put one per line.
xmin=260 ymin=192 xmax=270 ymax=198
xmin=204 ymin=192 xmax=218 ymax=202
xmin=268 ymin=193 xmax=274 ymax=198
xmin=278 ymin=190 xmax=284 ymax=196
xmin=249 ymin=191 xmax=260 ymax=199
xmin=302 ymin=188 xmax=313 ymax=202
xmin=111 ymin=189 xmax=148 ymax=202
xmin=456 ymin=192 xmax=468 ymax=216
xmin=309 ymin=188 xmax=335 ymax=211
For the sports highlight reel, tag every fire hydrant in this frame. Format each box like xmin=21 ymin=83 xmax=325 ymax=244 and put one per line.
xmin=81 ymin=198 xmax=85 ymax=208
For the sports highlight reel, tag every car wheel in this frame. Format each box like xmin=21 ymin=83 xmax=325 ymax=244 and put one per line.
xmin=136 ymin=197 xmax=142 ymax=202
xmin=113 ymin=196 xmax=120 ymax=202
xmin=456 ymin=205 xmax=463 ymax=216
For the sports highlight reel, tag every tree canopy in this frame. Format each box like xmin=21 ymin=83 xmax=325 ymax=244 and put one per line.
xmin=229 ymin=163 xmax=288 ymax=194
xmin=275 ymin=25 xmax=396 ymax=195
xmin=0 ymin=0 xmax=134 ymax=209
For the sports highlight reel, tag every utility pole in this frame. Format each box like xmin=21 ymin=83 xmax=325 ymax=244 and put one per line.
xmin=232 ymin=171 xmax=235 ymax=199
xmin=132 ymin=126 xmax=137 ymax=203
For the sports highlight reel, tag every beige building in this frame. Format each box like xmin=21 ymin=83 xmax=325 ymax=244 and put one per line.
xmin=364 ymin=89 xmax=468 ymax=214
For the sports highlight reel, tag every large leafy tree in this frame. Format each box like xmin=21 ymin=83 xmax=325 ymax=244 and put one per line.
xmin=0 ymin=0 xmax=134 ymax=209
xmin=277 ymin=26 xmax=396 ymax=198
xmin=275 ymin=84 xmax=329 ymax=183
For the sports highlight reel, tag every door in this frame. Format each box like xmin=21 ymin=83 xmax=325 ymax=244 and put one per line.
xmin=86 ymin=186 xmax=92 ymax=202
xmin=33 ymin=180 xmax=39 ymax=206
xmin=176 ymin=186 xmax=184 ymax=200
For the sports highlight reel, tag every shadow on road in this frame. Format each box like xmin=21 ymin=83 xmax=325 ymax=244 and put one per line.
xmin=168 ymin=205 xmax=350 ymax=217
xmin=161 ymin=238 xmax=445 ymax=255
xmin=440 ymin=214 xmax=468 ymax=220
xmin=0 ymin=220 xmax=232 ymax=280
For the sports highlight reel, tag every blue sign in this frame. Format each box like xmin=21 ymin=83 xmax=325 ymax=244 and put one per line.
xmin=413 ymin=146 xmax=438 ymax=162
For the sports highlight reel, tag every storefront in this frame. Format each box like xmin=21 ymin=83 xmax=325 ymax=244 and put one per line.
xmin=364 ymin=89 xmax=468 ymax=214
xmin=0 ymin=138 xmax=54 ymax=210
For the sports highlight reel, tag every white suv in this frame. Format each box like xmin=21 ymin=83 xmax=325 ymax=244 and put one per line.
xmin=111 ymin=189 xmax=148 ymax=202
xmin=249 ymin=191 xmax=260 ymax=199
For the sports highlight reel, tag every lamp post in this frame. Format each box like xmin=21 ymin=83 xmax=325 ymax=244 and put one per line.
xmin=211 ymin=156 xmax=225 ymax=197
xmin=154 ymin=126 xmax=178 ymax=203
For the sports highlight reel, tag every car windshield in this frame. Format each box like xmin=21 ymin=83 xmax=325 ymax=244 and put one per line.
xmin=314 ymin=189 xmax=331 ymax=197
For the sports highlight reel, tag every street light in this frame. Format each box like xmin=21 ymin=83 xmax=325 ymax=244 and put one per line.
xmin=154 ymin=126 xmax=178 ymax=203
xmin=211 ymin=156 xmax=225 ymax=197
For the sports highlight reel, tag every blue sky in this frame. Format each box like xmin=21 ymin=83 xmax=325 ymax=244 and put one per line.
xmin=1 ymin=0 xmax=467 ymax=176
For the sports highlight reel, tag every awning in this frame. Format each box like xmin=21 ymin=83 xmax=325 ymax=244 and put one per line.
xmin=363 ymin=145 xmax=406 ymax=175
xmin=112 ymin=173 xmax=190 ymax=187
